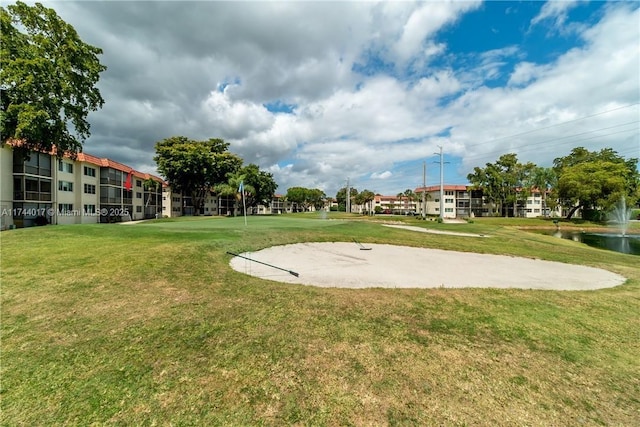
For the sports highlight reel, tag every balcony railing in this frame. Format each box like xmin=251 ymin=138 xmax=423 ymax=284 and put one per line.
xmin=14 ymin=191 xmax=52 ymax=201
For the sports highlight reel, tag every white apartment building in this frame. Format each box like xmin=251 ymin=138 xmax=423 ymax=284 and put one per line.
xmin=1 ymin=143 xmax=163 ymax=229
xmin=366 ymin=185 xmax=562 ymax=219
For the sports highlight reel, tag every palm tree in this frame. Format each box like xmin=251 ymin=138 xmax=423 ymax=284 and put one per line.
xmin=531 ymin=167 xmax=556 ymax=217
xmin=215 ymin=172 xmax=254 ymax=216
xmin=143 ymin=178 xmax=161 ymax=218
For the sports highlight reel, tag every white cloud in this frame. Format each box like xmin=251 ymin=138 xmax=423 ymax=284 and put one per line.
xmin=371 ymin=171 xmax=393 ymax=180
xmin=530 ymin=0 xmax=585 ymax=33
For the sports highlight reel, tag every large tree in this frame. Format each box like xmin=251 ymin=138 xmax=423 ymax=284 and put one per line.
xmin=154 ymin=137 xmax=242 ymax=215
xmin=467 ymin=153 xmax=533 ymax=217
xmin=355 ymin=189 xmax=376 ymax=215
xmin=553 ymin=147 xmax=639 ymax=219
xmin=285 ymin=187 xmax=325 ymax=212
xmin=238 ymin=164 xmax=278 ymax=211
xmin=527 ymin=166 xmax=557 ymax=217
xmin=1 ymin=1 xmax=106 ymax=157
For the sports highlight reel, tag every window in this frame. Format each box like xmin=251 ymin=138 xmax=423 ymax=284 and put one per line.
xmin=58 ymin=161 xmax=73 ymax=173
xmin=84 ymin=184 xmax=96 ymax=194
xmin=59 ymin=203 xmax=73 ymax=213
xmin=136 ymin=192 xmax=142 ymax=199
xmin=84 ymin=166 xmax=96 ymax=177
xmin=444 ymin=191 xmax=454 ymax=196
xmin=445 ymin=208 xmax=454 ymax=213
xmin=58 ymin=181 xmax=73 ymax=192
xmin=162 ymin=196 xmax=166 ymax=201
xmin=445 ymin=198 xmax=454 ymax=203
xmin=136 ymin=206 xmax=142 ymax=213
xmin=434 ymin=198 xmax=440 ymax=203
xmin=172 ymin=196 xmax=180 ymax=202
xmin=136 ymin=180 xmax=142 ymax=187
xmin=527 ymin=200 xmax=533 ymax=204
xmin=84 ymin=204 xmax=96 ymax=214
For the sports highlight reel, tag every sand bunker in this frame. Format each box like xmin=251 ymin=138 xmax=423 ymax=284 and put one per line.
xmin=229 ymin=242 xmax=625 ymax=290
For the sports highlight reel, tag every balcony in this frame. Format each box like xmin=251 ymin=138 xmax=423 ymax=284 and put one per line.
xmin=14 ymin=192 xmax=52 ymax=201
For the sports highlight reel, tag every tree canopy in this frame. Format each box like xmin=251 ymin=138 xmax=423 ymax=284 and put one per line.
xmin=467 ymin=153 xmax=535 ymax=216
xmin=1 ymin=1 xmax=106 ymax=158
xmin=238 ymin=164 xmax=278 ymax=210
xmin=553 ymin=147 xmax=639 ymax=219
xmin=154 ymin=136 xmax=242 ymax=215
xmin=285 ymin=187 xmax=326 ymax=212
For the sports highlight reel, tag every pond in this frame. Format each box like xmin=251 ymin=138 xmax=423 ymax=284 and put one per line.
xmin=534 ymin=230 xmax=640 ymax=256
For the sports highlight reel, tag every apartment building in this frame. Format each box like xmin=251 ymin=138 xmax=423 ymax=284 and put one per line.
xmin=1 ymin=144 xmax=163 ymax=229
xmin=368 ymin=185 xmax=561 ymax=219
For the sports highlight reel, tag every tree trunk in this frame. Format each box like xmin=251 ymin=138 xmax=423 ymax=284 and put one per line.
xmin=565 ymin=205 xmax=581 ymax=220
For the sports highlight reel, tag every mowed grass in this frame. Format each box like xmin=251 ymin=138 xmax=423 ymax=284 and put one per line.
xmin=1 ymin=214 xmax=639 ymax=426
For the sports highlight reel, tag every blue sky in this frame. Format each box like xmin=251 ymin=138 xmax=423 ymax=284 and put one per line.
xmin=44 ymin=0 xmax=639 ymax=196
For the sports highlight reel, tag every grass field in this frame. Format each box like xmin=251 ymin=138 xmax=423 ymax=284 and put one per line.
xmin=2 ymin=214 xmax=639 ymax=425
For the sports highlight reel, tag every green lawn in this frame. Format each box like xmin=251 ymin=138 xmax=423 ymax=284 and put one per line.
xmin=2 ymin=214 xmax=639 ymax=425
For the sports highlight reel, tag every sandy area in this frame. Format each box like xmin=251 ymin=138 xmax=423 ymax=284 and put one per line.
xmin=229 ymin=242 xmax=625 ymax=290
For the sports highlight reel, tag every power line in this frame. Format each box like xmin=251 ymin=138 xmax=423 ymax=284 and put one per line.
xmin=461 ymin=122 xmax=639 ymax=163
xmin=463 ymin=103 xmax=639 ymax=150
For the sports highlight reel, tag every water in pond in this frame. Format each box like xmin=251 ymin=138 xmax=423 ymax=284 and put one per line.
xmin=537 ymin=230 xmax=640 ymax=255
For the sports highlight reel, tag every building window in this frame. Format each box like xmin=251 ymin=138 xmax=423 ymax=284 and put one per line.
xmin=84 ymin=166 xmax=96 ymax=177
xmin=58 ymin=161 xmax=73 ymax=173
xmin=59 ymin=203 xmax=73 ymax=213
xmin=58 ymin=181 xmax=73 ymax=192
xmin=136 ymin=180 xmax=142 ymax=187
xmin=172 ymin=197 xmax=180 ymax=202
xmin=162 ymin=206 xmax=166 ymax=211
xmin=136 ymin=206 xmax=142 ymax=213
xmin=445 ymin=198 xmax=454 ymax=203
xmin=84 ymin=204 xmax=96 ymax=214
xmin=84 ymin=184 xmax=96 ymax=194
xmin=136 ymin=192 xmax=142 ymax=199
xmin=444 ymin=191 xmax=454 ymax=196
xmin=445 ymin=208 xmax=454 ymax=213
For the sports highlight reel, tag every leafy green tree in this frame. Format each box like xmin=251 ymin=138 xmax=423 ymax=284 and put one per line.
xmin=238 ymin=164 xmax=277 ymax=211
xmin=467 ymin=153 xmax=532 ymax=217
xmin=355 ymin=189 xmax=375 ymax=215
xmin=285 ymin=187 xmax=325 ymax=212
xmin=336 ymin=187 xmax=358 ymax=212
xmin=307 ymin=188 xmax=327 ymax=211
xmin=553 ymin=147 xmax=639 ymax=219
xmin=216 ymin=171 xmax=254 ymax=216
xmin=1 ymin=1 xmax=106 ymax=157
xmin=528 ymin=166 xmax=556 ymax=217
xmin=154 ymin=137 xmax=242 ymax=215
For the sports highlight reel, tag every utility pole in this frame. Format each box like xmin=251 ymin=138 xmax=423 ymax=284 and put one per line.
xmin=346 ymin=177 xmax=350 ymax=213
xmin=422 ymin=161 xmax=426 ymax=219
xmin=434 ymin=146 xmax=449 ymax=220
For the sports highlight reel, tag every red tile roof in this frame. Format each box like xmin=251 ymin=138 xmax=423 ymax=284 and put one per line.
xmin=5 ymin=139 xmax=164 ymax=183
